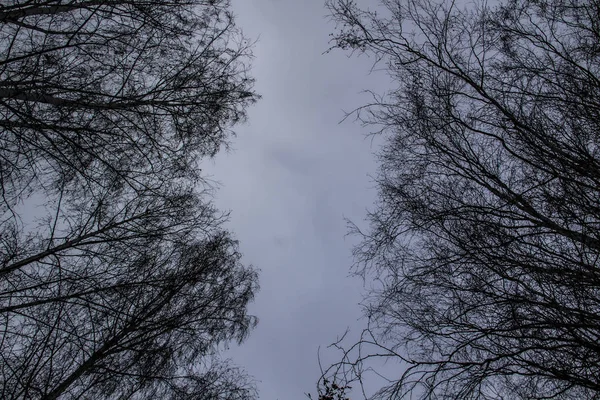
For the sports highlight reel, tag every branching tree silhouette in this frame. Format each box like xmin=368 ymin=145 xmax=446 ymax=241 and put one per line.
xmin=0 ymin=1 xmax=259 ymax=399
xmin=324 ymin=0 xmax=600 ymax=398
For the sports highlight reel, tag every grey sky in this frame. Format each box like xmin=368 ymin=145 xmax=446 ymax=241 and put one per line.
xmin=202 ymin=0 xmax=389 ymax=399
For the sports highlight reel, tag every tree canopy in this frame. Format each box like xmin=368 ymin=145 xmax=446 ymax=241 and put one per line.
xmin=325 ymin=0 xmax=600 ymax=398
xmin=0 ymin=1 xmax=259 ymax=399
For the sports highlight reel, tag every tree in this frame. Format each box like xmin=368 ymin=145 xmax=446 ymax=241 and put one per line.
xmin=0 ymin=1 xmax=259 ymax=398
xmin=0 ymin=0 xmax=255 ymax=200
xmin=1 ymin=225 xmax=258 ymax=399
xmin=325 ymin=0 xmax=600 ymax=398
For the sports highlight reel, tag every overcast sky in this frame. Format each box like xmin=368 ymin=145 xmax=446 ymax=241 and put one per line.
xmin=201 ymin=0 xmax=389 ymax=399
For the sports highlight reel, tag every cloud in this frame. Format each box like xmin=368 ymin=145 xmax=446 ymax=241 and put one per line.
xmin=203 ymin=1 xmax=391 ymax=398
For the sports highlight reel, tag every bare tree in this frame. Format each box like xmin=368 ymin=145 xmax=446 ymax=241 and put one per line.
xmin=324 ymin=0 xmax=600 ymax=398
xmin=0 ymin=0 xmax=256 ymax=206
xmin=0 ymin=1 xmax=259 ymax=398
xmin=1 ymin=224 xmax=259 ymax=399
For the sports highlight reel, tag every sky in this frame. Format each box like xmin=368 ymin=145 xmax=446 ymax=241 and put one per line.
xmin=202 ymin=0 xmax=390 ymax=399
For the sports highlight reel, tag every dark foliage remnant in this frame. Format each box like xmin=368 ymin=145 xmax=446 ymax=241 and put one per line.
xmin=325 ymin=0 xmax=600 ymax=398
xmin=310 ymin=379 xmax=351 ymax=400
xmin=0 ymin=1 xmax=259 ymax=399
